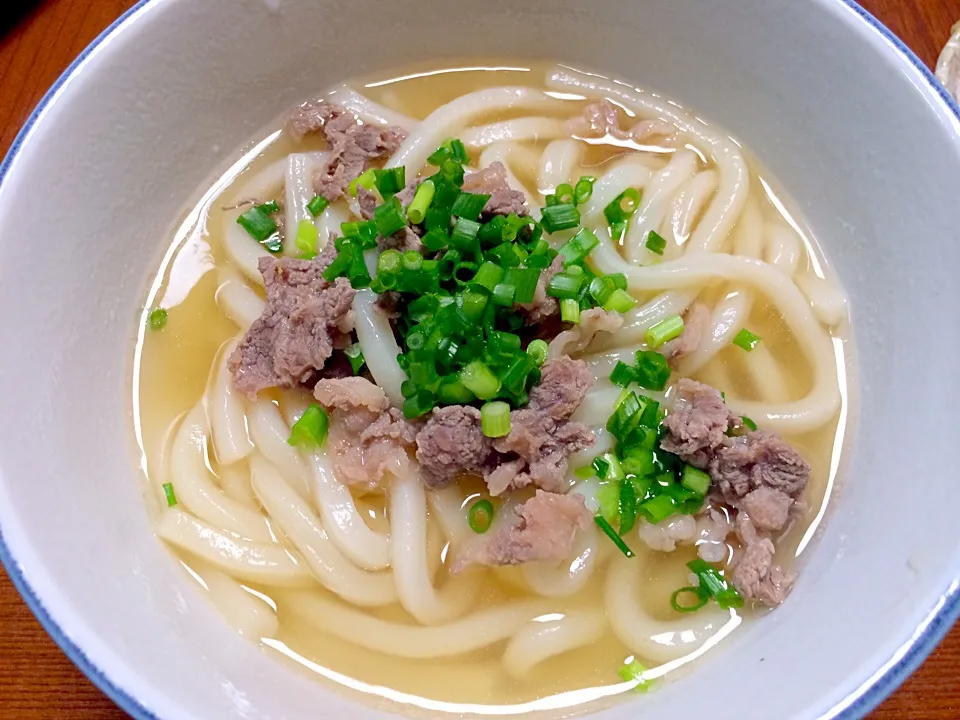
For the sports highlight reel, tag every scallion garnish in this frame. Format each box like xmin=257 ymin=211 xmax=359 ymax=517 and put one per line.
xmin=502 ymin=267 xmax=541 ymax=304
xmin=406 ymin=180 xmax=436 ymax=224
xmin=604 ymin=188 xmax=642 ymax=239
xmin=162 ymin=482 xmax=178 ymax=507
xmin=148 ymin=308 xmax=168 ymax=331
xmin=594 ymin=516 xmax=635 ymax=558
xmin=554 ymin=182 xmax=575 ymax=205
xmin=307 ymin=195 xmax=329 ymax=217
xmin=374 ymin=196 xmax=408 ymax=237
xmin=344 ymin=343 xmax=365 ymax=375
xmin=459 ymin=360 xmax=501 ymax=400
xmin=560 ymin=298 xmax=581 ymax=324
xmin=602 ymin=288 xmax=638 ymax=313
xmin=646 ymin=230 xmax=667 ymax=255
xmin=670 ymin=586 xmax=709 ymax=613
xmin=451 ymin=191 xmax=491 ymax=222
xmin=546 ymin=272 xmax=585 ymax=299
xmin=348 ymin=168 xmax=377 ymax=197
xmin=741 ymin=415 xmax=758 ymax=431
xmin=687 ymin=559 xmax=744 ymax=609
xmin=295 ymin=219 xmax=319 ymax=259
xmin=287 ymin=404 xmax=329 ymax=449
xmin=526 ymin=339 xmax=548 ymax=367
xmin=634 ymin=350 xmax=671 ymax=390
xmin=237 ymin=204 xmax=278 ymax=242
xmin=468 ymin=498 xmax=495 ymax=534
xmin=450 ymin=217 xmax=481 ymax=253
xmin=619 ymin=477 xmax=638 ymax=535
xmin=574 ymin=465 xmax=595 ymax=480
xmin=732 ymin=328 xmax=762 ymax=351
xmin=541 ymin=202 xmax=581 ymax=234
xmin=558 ymin=227 xmax=600 ymax=265
xmin=680 ymin=465 xmax=711 ymax=497
xmin=374 ymin=167 xmax=406 ymax=198
xmin=573 ymin=176 xmax=596 ymax=205
xmin=480 ymin=401 xmax=511 ymax=438
xmin=644 ymin=315 xmax=685 ymax=348
xmin=618 ymin=659 xmax=654 ymax=693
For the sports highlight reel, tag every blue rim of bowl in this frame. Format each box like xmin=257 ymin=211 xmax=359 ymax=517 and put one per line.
xmin=0 ymin=1 xmax=958 ymax=718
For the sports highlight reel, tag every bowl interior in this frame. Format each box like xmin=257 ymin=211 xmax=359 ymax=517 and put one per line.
xmin=1 ymin=0 xmax=959 ymax=718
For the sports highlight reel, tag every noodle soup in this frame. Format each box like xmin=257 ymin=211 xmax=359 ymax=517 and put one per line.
xmin=133 ymin=62 xmax=851 ymax=714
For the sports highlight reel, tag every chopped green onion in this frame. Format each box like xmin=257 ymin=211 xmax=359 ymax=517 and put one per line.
xmin=492 ymin=283 xmax=516 ymax=306
xmin=428 ymin=138 xmax=470 ymax=165
xmin=560 ymin=298 xmax=581 ymax=323
xmin=610 ymin=361 xmax=637 ymax=388
xmin=589 ymin=276 xmax=616 ymax=305
xmin=259 ymin=200 xmax=280 ymax=215
xmin=732 ymin=328 xmax=762 ymax=351
xmin=374 ymin=196 xmax=408 ymax=237
xmin=608 ymin=273 xmax=628 ymax=290
xmin=374 ymin=166 xmax=405 ymax=197
xmin=403 ymin=390 xmax=437 ymax=419
xmin=557 ymin=227 xmax=600 ymax=265
xmin=459 ymin=360 xmax=501 ymax=400
xmin=438 ymin=379 xmax=475 ymax=404
xmin=592 ymin=456 xmax=611 ymax=478
xmin=472 ymin=261 xmax=504 ymax=293
xmin=603 ymin=288 xmax=638 ymax=313
xmin=634 ymin=350 xmax=671 ymax=390
xmin=594 ymin=516 xmax=635 ymax=557
xmin=546 ymin=272 xmax=585 ymax=299
xmin=618 ymin=659 xmax=654 ymax=693
xmin=670 ymin=587 xmax=710 ymax=613
xmin=646 ymin=230 xmax=667 ymax=255
xmin=574 ymin=176 xmax=596 ymax=205
xmin=480 ymin=401 xmax=512 ymax=438
xmin=148 ymin=308 xmax=168 ymax=331
xmin=402 ymin=250 xmax=423 ymax=272
xmin=340 ymin=220 xmax=378 ymax=247
xmin=619 ymin=478 xmax=638 ymax=535
xmin=644 ymin=315 xmax=685 ymax=348
xmin=526 ymin=339 xmax=548 ymax=367
xmin=638 ymin=494 xmax=676 ymax=524
xmin=421 ymin=227 xmax=448 ymax=252
xmin=237 ymin=205 xmax=278 ymax=242
xmin=287 ymin=404 xmax=329 ymax=449
xmin=262 ymin=234 xmax=282 ymax=253
xmin=295 ymin=219 xmax=319 ymax=259
xmin=554 ymin=183 xmax=575 ymax=205
xmin=451 ymin=192 xmax=491 ymax=222
xmin=450 ymin=217 xmax=481 ymax=252
xmin=741 ymin=416 xmax=758 ymax=431
xmin=348 ymin=168 xmax=377 ymax=197
xmin=687 ymin=559 xmax=744 ymax=609
xmin=502 ymin=267 xmax=541 ymax=304
xmin=344 ymin=343 xmax=365 ymax=375
xmin=574 ymin=465 xmax=595 ymax=480
xmin=162 ymin=482 xmax=178 ymax=507
xmin=604 ymin=188 xmax=642 ymax=227
xmin=378 ymin=248 xmax=403 ymax=276
xmin=540 ymin=203 xmax=581 ymax=234
xmin=406 ymin=180 xmax=436 ymax=224
xmin=307 ymin=195 xmax=329 ymax=217
xmin=681 ymin=465 xmax=711 ymax=497
xmin=460 ymin=287 xmax=488 ymax=321
xmin=468 ymin=499 xmax=494 ymax=534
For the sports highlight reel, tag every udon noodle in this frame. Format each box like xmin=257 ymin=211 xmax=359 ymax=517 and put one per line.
xmin=133 ymin=62 xmax=851 ymax=714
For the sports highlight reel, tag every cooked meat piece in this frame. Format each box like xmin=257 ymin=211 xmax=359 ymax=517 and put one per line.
xmin=518 ymin=254 xmax=563 ymax=325
xmin=328 ymin=406 xmax=420 ymax=491
xmin=356 ymin=186 xmax=422 ymax=252
xmin=289 ymin=101 xmax=406 ymax=202
xmin=230 ymin=255 xmax=356 ymax=398
xmin=314 ymin=377 xmax=389 ymax=413
xmin=415 ymin=406 xmax=492 ymax=488
xmin=548 ymin=308 xmax=624 ymax=359
xmin=710 ymin=431 xmax=811 ymax=505
xmin=462 ymin=161 xmax=529 ymax=217
xmin=566 ymin=99 xmax=629 ymax=139
xmin=452 ymin=490 xmax=592 ymax=571
xmin=660 ymin=378 xmax=738 ymax=467
xmin=528 ymin=356 xmax=593 ymax=420
xmin=731 ymin=514 xmax=795 ymax=606
xmin=356 ymin=186 xmax=378 ymax=220
xmin=741 ymin=487 xmax=793 ymax=532
xmin=661 ymin=303 xmax=710 ymax=365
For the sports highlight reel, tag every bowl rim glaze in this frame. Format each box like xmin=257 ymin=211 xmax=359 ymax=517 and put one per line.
xmin=1 ymin=1 xmax=957 ymax=718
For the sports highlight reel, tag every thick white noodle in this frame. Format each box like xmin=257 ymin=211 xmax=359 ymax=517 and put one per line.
xmin=743 ymin=344 xmax=792 ymax=404
xmin=171 ymin=405 xmax=272 ymax=542
xmin=247 ymin=399 xmax=311 ymax=500
xmin=624 ymin=149 xmax=699 ymax=263
xmin=569 ymin=427 xmax=613 ymax=470
xmin=796 ymin=273 xmax=848 ymax=327
xmin=187 ymin=560 xmax=279 ymax=639
xmin=315 ymin=202 xmax=350 ymax=249
xmin=538 ymin=139 xmax=583 ymax=195
xmin=223 ymin=209 xmax=270 ymax=285
xmin=605 ymin=555 xmax=736 ymax=663
xmin=502 ymin=611 xmax=607 ymax=679
xmin=228 ymin=157 xmax=286 ymax=205
xmin=157 ymin=509 xmax=313 ymax=587
xmin=385 ymin=87 xmax=555 ymax=175
xmin=546 ymin=66 xmax=749 ymax=254
xmin=279 ymin=590 xmax=553 ymax=659
xmin=588 ymin=246 xmax=840 ymax=433
xmin=352 ymin=288 xmax=405 ymax=407
xmin=665 ymin=169 xmax=719 ymax=251
xmin=479 ymin=142 xmax=541 ymax=208
xmin=461 ymin=117 xmax=567 ymax=149
xmin=390 ymin=472 xmax=479 ymax=624
xmin=217 ymin=461 xmax=258 ymax=509
xmin=306 ymin=451 xmax=391 ymax=570
xmin=283 ymin=153 xmax=317 ymax=255
xmin=521 ymin=523 xmax=600 ymax=597
xmin=578 ymin=157 xmax=653 ymax=224
xmin=215 ymin=277 xmax=265 ymax=330
xmin=427 ymin=486 xmax=472 ymax=543
xmin=206 ymin=338 xmax=254 ymax=467
xmin=765 ymin=223 xmax=803 ymax=275
xmin=249 ymin=455 xmax=397 ymax=607
xmin=676 ymin=291 xmax=750 ymax=376
xmin=327 ymin=85 xmax=417 ymax=129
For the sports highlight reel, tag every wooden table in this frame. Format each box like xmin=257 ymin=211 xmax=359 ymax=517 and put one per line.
xmin=1 ymin=0 xmax=959 ymax=716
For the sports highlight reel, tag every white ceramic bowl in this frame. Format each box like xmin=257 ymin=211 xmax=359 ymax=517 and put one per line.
xmin=1 ymin=1 xmax=958 ymax=718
